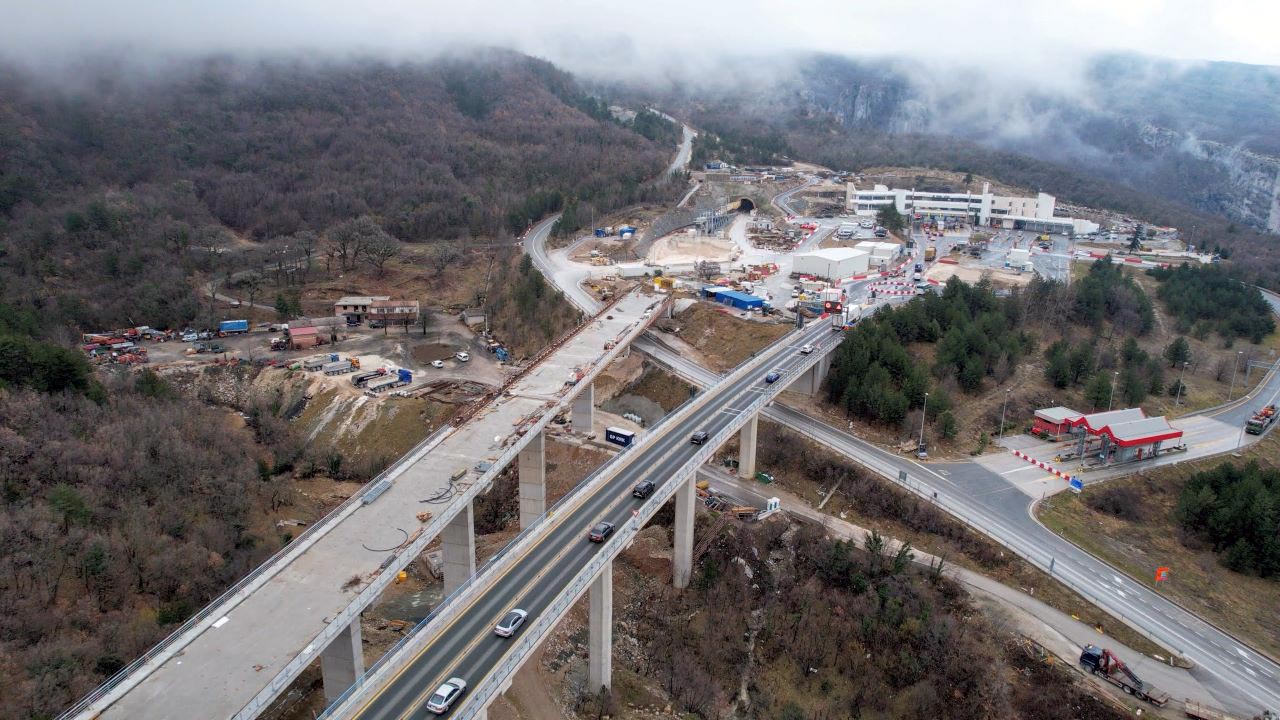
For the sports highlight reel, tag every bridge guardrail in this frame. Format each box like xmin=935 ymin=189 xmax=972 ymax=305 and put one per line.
xmin=638 ymin=342 xmax=1197 ymax=663
xmin=321 ymin=324 xmax=815 ymax=718
xmin=236 ymin=295 xmax=666 ymax=719
xmin=60 ymin=422 xmax=454 ymax=719
xmin=448 ymin=329 xmax=836 ymax=718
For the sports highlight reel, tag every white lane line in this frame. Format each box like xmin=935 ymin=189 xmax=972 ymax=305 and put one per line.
xmin=1000 ymin=466 xmax=1042 ymax=475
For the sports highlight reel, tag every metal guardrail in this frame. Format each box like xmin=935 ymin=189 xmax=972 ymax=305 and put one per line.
xmin=637 ymin=342 xmax=1197 ymax=655
xmin=447 ymin=330 xmax=834 ymax=718
xmin=61 ymin=423 xmax=454 ymax=720
xmin=321 ymin=325 xmax=822 ymax=718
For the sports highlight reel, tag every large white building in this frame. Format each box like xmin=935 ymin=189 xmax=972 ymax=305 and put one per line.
xmin=793 ymin=248 xmax=870 ymax=280
xmin=847 ymin=181 xmax=1099 ymax=235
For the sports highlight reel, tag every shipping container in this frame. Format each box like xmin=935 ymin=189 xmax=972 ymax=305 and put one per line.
xmin=605 ymin=427 xmax=636 ymax=447
xmin=219 ymin=319 xmax=249 ymax=334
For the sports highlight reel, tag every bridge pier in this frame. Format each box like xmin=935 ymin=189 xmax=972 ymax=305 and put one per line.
xmin=517 ymin=430 xmax=546 ymax=528
xmin=573 ymin=382 xmax=595 ymax=434
xmin=738 ymin=413 xmax=759 ymax=481
xmin=672 ymin=474 xmax=695 ymax=589
xmin=442 ymin=500 xmax=476 ymax=594
xmin=319 ymin=620 xmax=364 ymax=705
xmin=588 ymin=560 xmax=613 ymax=692
xmin=796 ymin=348 xmax=834 ymax=396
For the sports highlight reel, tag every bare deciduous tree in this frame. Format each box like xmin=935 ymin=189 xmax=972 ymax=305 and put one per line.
xmin=362 ymin=232 xmax=401 ymax=278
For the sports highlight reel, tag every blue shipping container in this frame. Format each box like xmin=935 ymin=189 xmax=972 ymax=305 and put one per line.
xmin=219 ymin=319 xmax=249 ymax=333
xmin=605 ymin=427 xmax=635 ymax=447
xmin=714 ymin=290 xmax=764 ymax=311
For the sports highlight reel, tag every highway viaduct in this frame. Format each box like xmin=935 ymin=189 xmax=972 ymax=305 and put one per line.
xmin=320 ymin=314 xmax=842 ymax=719
xmin=62 ymin=290 xmax=669 ymax=720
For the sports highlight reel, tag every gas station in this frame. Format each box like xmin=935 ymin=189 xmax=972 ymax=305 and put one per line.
xmin=1033 ymin=406 xmax=1185 ymax=467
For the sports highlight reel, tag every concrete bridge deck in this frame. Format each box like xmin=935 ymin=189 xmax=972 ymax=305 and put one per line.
xmin=73 ymin=291 xmax=663 ymax=720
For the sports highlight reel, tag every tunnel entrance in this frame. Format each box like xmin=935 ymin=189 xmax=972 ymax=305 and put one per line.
xmin=732 ymin=198 xmax=755 ymax=213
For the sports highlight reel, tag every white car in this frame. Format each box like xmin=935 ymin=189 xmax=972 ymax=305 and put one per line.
xmin=799 ymin=344 xmax=815 ymax=355
xmin=455 ymin=352 xmax=470 ymax=362
xmin=431 ymin=360 xmax=445 ymax=368
xmin=493 ymin=608 xmax=528 ymax=638
xmin=426 ymin=677 xmax=467 ymax=715
xmin=181 ymin=332 xmax=199 ymax=342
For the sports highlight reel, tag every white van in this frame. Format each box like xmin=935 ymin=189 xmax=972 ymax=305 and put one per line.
xmin=455 ymin=351 xmax=471 ymax=362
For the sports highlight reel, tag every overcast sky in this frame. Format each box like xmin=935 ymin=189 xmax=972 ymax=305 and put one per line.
xmin=6 ymin=0 xmax=1279 ymax=80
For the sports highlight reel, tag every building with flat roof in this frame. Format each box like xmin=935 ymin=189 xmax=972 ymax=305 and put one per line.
xmin=334 ymin=295 xmax=390 ymax=323
xmin=846 ymin=182 xmax=1100 ymax=235
xmin=369 ymin=299 xmax=420 ymax=324
xmin=703 ymin=287 xmax=765 ymax=311
xmin=793 ymin=248 xmax=870 ymax=280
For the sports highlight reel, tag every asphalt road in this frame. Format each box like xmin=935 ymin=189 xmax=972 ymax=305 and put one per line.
xmin=349 ymin=321 xmax=838 ymax=720
xmin=639 ymin=339 xmax=1280 ymax=716
xmin=525 ymin=200 xmax=1280 ymax=714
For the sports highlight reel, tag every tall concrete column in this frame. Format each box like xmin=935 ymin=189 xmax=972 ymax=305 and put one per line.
xmin=738 ymin=413 xmax=759 ymax=480
xmin=572 ymin=382 xmax=594 ymax=435
xmin=517 ymin=430 xmax=546 ymax=528
xmin=442 ymin=501 xmax=476 ymax=595
xmin=320 ymin=620 xmax=364 ymax=704
xmin=672 ymin=474 xmax=695 ymax=589
xmin=588 ymin=561 xmax=613 ymax=692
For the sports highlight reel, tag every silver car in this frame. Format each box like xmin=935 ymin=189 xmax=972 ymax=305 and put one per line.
xmin=426 ymin=677 xmax=467 ymax=714
xmin=493 ymin=608 xmax=528 ymax=638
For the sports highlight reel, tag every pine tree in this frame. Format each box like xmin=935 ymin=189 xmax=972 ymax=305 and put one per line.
xmin=1164 ymin=336 xmax=1192 ymax=368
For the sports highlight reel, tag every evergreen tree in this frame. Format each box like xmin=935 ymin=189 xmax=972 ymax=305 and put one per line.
xmin=876 ymin=203 xmax=906 ymax=233
xmin=1085 ymin=372 xmax=1113 ymax=410
xmin=1164 ymin=336 xmax=1192 ymax=368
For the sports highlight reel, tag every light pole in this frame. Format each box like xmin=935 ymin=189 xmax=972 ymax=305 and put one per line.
xmin=1228 ymin=350 xmax=1242 ymax=400
xmin=1175 ymin=361 xmax=1189 ymax=406
xmin=1108 ymin=370 xmax=1119 ymax=411
xmin=999 ymin=388 xmax=1011 ymax=442
xmin=919 ymin=392 xmax=929 ymax=452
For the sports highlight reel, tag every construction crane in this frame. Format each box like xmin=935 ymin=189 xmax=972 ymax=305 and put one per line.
xmin=1078 ymin=645 xmax=1170 ymax=706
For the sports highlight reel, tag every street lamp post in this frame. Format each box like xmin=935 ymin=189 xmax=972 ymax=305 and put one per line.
xmin=919 ymin=392 xmax=929 ymax=452
xmin=1175 ymin=361 xmax=1189 ymax=406
xmin=1228 ymin=350 xmax=1242 ymax=400
xmin=999 ymin=388 xmax=1010 ymax=442
xmin=1108 ymin=370 xmax=1119 ymax=411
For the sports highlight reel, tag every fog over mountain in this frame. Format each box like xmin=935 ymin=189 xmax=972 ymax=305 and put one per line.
xmin=5 ymin=1 xmax=1279 ymax=231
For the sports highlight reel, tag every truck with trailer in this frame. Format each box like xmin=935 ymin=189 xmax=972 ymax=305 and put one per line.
xmin=351 ymin=368 xmax=387 ymax=387
xmin=365 ymin=368 xmax=413 ymax=394
xmin=1246 ymin=405 xmax=1276 ymax=435
xmin=924 ymin=245 xmax=937 ymax=262
xmin=1078 ymin=645 xmax=1169 ymax=706
xmin=323 ymin=357 xmax=361 ymax=375
xmin=302 ymin=355 xmax=330 ymax=371
xmin=218 ymin=319 xmax=249 ymax=335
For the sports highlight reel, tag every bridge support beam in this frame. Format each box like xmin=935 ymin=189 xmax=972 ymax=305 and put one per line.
xmin=442 ymin=500 xmax=476 ymax=594
xmin=588 ymin=560 xmax=613 ymax=692
xmin=517 ymin=430 xmax=546 ymax=528
xmin=796 ymin=351 xmax=833 ymax=396
xmin=320 ymin=620 xmax=364 ymax=704
xmin=738 ymin=413 xmax=759 ymax=481
xmin=673 ymin=474 xmax=695 ymax=589
xmin=573 ymin=382 xmax=595 ymax=435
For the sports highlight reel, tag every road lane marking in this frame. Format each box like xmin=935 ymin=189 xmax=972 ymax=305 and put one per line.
xmin=353 ymin=328 xmax=815 ymax=717
xmin=1000 ymin=466 xmax=1041 ymax=475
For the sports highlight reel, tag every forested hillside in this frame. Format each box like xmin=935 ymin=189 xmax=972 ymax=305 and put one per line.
xmin=0 ymin=51 xmax=679 ymax=333
xmin=0 ymin=304 xmax=304 ymax=718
